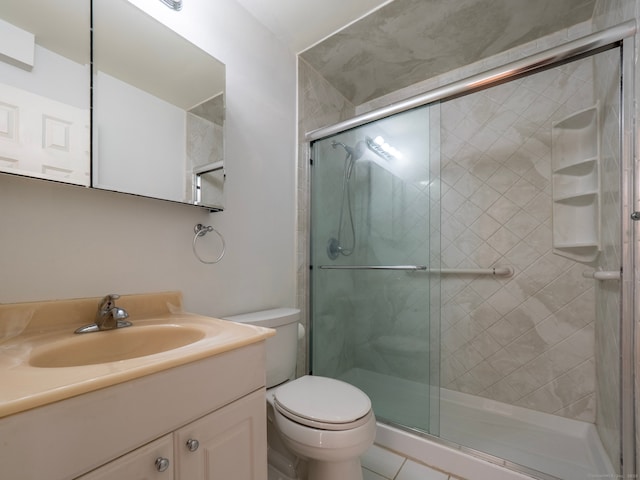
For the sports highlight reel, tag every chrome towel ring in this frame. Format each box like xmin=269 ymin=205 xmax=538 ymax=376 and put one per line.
xmin=192 ymin=223 xmax=225 ymax=264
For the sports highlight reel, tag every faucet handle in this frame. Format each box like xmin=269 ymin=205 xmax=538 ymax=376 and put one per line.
xmin=76 ymin=294 xmax=131 ymax=333
xmin=97 ymin=294 xmax=122 ymax=315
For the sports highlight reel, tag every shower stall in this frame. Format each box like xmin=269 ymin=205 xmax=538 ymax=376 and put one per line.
xmin=307 ymin=24 xmax=635 ymax=480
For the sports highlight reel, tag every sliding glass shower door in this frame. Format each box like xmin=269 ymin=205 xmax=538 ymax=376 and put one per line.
xmin=310 ymin=105 xmax=441 ymax=434
xmin=308 ymin=33 xmax=631 ymax=479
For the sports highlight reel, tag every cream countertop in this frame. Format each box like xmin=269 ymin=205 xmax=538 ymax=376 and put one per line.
xmin=0 ymin=292 xmax=274 ymax=418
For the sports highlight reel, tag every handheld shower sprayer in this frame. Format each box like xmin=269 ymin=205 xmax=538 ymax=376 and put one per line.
xmin=332 ymin=140 xmax=366 ymax=179
xmin=327 ymin=139 xmax=366 ymax=259
xmin=325 ymin=135 xmax=402 ymax=259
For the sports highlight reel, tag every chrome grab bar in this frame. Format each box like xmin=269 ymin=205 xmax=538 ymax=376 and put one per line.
xmin=318 ymin=265 xmax=428 ymax=271
xmin=436 ymin=267 xmax=513 ymax=276
xmin=317 ymin=265 xmax=514 ymax=276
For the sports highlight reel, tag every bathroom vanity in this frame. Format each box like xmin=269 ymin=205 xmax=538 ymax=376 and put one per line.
xmin=0 ymin=293 xmax=273 ymax=479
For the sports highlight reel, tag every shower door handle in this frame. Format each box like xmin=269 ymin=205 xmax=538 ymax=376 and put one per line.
xmin=318 ymin=265 xmax=428 ymax=271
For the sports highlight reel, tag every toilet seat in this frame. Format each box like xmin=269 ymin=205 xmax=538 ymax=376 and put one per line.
xmin=273 ymin=376 xmax=372 ymax=431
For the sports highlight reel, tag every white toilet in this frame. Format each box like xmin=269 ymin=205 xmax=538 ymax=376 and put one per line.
xmin=224 ymin=308 xmax=376 ymax=480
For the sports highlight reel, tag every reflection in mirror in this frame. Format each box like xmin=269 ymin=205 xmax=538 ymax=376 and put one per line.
xmin=0 ymin=0 xmax=90 ymax=186
xmin=92 ymin=0 xmax=226 ymax=210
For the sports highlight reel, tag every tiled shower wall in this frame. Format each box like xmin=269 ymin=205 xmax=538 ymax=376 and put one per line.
xmin=438 ymin=55 xmax=603 ymax=422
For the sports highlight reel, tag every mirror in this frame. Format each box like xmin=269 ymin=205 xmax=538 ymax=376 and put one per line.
xmin=92 ymin=0 xmax=226 ymax=210
xmin=0 ymin=0 xmax=225 ymax=210
xmin=0 ymin=0 xmax=91 ymax=186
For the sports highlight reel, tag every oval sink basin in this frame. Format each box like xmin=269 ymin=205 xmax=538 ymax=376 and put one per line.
xmin=29 ymin=325 xmax=206 ymax=368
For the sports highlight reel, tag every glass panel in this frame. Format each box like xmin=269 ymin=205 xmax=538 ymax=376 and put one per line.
xmin=310 ymin=45 xmax=622 ymax=480
xmin=436 ymin=47 xmax=621 ymax=479
xmin=310 ymin=105 xmax=440 ymax=434
xmin=92 ymin=0 xmax=226 ymax=209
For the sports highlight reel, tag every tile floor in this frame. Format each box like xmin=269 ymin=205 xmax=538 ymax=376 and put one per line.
xmin=361 ymin=444 xmax=465 ymax=480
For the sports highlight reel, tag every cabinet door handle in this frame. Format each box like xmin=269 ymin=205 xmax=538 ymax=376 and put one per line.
xmin=155 ymin=457 xmax=170 ymax=472
xmin=186 ymin=438 xmax=200 ymax=452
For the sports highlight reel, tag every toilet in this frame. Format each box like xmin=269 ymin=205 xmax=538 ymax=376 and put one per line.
xmin=224 ymin=308 xmax=376 ymax=480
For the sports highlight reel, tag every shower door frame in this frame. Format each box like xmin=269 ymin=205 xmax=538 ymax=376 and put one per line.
xmin=306 ymin=21 xmax=638 ymax=479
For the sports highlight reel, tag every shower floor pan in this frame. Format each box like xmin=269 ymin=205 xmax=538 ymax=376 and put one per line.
xmin=340 ymin=368 xmax=614 ymax=480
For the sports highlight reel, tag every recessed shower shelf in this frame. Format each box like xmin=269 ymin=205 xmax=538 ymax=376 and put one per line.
xmin=554 ymin=241 xmax=600 ymax=249
xmin=553 ymin=191 xmax=598 ymax=203
xmin=551 ymin=104 xmax=600 ymax=263
xmin=553 ymin=157 xmax=598 ymax=175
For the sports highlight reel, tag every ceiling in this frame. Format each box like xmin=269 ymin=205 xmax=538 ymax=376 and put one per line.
xmin=237 ymin=0 xmax=597 ymax=106
xmin=234 ymin=0 xmax=393 ymax=53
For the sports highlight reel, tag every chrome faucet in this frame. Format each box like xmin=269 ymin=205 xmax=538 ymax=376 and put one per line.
xmin=75 ymin=294 xmax=132 ymax=334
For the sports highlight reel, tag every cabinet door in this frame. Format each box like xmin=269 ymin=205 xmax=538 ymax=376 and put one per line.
xmin=175 ymin=389 xmax=267 ymax=480
xmin=76 ymin=435 xmax=174 ymax=480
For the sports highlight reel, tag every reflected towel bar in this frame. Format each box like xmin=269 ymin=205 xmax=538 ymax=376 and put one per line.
xmin=193 ymin=161 xmax=224 ymax=175
xmin=582 ymin=270 xmax=621 ymax=280
xmin=318 ymin=265 xmax=514 ymax=276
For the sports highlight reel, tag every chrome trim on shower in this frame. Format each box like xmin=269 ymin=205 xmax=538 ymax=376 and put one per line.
xmin=620 ymin=31 xmax=637 ymax=479
xmin=305 ymin=20 xmax=637 ymax=142
xmin=318 ymin=265 xmax=514 ymax=276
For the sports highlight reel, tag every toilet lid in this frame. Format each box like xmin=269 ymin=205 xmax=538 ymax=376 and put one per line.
xmin=273 ymin=376 xmax=371 ymax=425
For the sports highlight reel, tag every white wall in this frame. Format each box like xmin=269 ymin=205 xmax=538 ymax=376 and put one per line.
xmin=93 ymin=71 xmax=186 ymax=201
xmin=0 ymin=0 xmax=297 ymax=317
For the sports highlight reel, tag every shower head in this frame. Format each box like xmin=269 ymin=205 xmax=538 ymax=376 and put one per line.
xmin=332 ymin=140 xmax=366 ymax=160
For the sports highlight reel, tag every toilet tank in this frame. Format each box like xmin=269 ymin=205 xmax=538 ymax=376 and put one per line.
xmin=223 ymin=308 xmax=300 ymax=388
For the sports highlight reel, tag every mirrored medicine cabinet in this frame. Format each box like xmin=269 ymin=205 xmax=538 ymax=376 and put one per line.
xmin=0 ymin=0 xmax=226 ymax=211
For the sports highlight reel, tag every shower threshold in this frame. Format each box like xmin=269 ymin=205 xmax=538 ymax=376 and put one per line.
xmin=339 ymin=368 xmax=615 ymax=480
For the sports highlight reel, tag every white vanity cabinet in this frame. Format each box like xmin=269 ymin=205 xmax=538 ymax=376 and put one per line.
xmin=175 ymin=388 xmax=266 ymax=479
xmin=0 ymin=342 xmax=268 ymax=480
xmin=78 ymin=389 xmax=266 ymax=480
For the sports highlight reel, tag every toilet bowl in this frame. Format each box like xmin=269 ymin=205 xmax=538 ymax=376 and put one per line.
xmin=224 ymin=309 xmax=376 ymax=480
xmin=272 ymin=375 xmax=376 ymax=480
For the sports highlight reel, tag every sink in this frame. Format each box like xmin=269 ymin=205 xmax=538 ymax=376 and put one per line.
xmin=29 ymin=324 xmax=206 ymax=368
xmin=0 ymin=292 xmax=275 ymax=418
